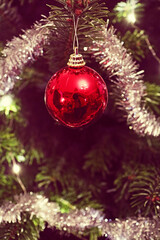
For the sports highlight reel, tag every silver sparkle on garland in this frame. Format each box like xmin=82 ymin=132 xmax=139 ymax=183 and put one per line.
xmin=0 ymin=193 xmax=160 ymax=240
xmin=0 ymin=20 xmax=51 ymax=95
xmin=90 ymin=25 xmax=160 ymax=137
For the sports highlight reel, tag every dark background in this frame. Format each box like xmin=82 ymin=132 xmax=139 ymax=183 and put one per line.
xmin=1 ymin=0 xmax=160 ymax=239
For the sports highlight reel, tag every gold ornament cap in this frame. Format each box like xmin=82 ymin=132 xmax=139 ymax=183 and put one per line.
xmin=67 ymin=47 xmax=85 ymax=67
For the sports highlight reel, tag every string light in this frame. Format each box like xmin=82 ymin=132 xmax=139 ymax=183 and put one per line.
xmin=113 ymin=0 xmax=138 ymax=24
xmin=12 ymin=163 xmax=21 ymax=175
xmin=127 ymin=11 xmax=136 ymax=23
xmin=10 ymin=152 xmax=26 ymax=193
xmin=0 ymin=94 xmax=17 ymax=115
xmin=0 ymin=95 xmax=13 ymax=107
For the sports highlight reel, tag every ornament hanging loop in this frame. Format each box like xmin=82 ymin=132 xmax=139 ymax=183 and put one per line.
xmin=72 ymin=14 xmax=79 ymax=54
xmin=67 ymin=13 xmax=85 ymax=67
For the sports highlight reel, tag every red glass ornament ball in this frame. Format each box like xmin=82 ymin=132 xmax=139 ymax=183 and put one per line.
xmin=45 ymin=66 xmax=108 ymax=128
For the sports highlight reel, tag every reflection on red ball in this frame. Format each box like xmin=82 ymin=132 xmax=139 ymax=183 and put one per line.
xmin=45 ymin=66 xmax=108 ymax=128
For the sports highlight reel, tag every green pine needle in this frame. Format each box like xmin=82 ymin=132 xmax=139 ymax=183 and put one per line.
xmin=0 ymin=213 xmax=44 ymax=240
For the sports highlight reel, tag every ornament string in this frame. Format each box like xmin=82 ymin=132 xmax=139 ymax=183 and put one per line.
xmin=72 ymin=14 xmax=79 ymax=53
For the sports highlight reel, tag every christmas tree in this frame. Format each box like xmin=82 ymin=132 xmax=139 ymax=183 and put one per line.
xmin=0 ymin=0 xmax=160 ymax=239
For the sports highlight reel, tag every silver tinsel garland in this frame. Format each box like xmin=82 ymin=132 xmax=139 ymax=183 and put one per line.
xmin=0 ymin=193 xmax=160 ymax=240
xmin=90 ymin=26 xmax=160 ymax=137
xmin=0 ymin=19 xmax=160 ymax=136
xmin=0 ymin=20 xmax=50 ymax=95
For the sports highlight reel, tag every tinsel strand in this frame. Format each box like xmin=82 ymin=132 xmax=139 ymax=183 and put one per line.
xmin=0 ymin=193 xmax=160 ymax=240
xmin=0 ymin=193 xmax=60 ymax=223
xmin=90 ymin=25 xmax=160 ymax=137
xmin=0 ymin=20 xmax=51 ymax=95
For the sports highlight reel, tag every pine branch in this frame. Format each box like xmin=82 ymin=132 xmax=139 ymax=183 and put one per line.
xmin=114 ymin=161 xmax=160 ymax=217
xmin=83 ymin=136 xmax=118 ymax=178
xmin=0 ymin=0 xmax=22 ymax=41
xmin=0 ymin=213 xmax=44 ymax=240
xmin=36 ymin=162 xmax=102 ymax=209
xmin=144 ymin=82 xmax=160 ymax=116
xmin=117 ymin=29 xmax=148 ymax=62
xmin=0 ymin=128 xmax=23 ymax=165
xmin=130 ymin=167 xmax=160 ymax=216
xmin=45 ymin=0 xmax=108 ymax=72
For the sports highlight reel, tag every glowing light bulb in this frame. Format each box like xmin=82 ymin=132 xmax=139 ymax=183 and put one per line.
xmin=0 ymin=94 xmax=17 ymax=115
xmin=0 ymin=95 xmax=13 ymax=108
xmin=127 ymin=12 xmax=136 ymax=23
xmin=13 ymin=163 xmax=21 ymax=174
